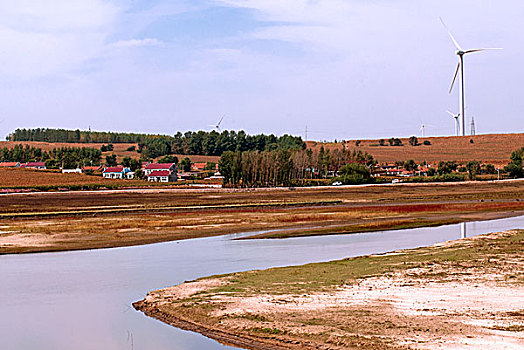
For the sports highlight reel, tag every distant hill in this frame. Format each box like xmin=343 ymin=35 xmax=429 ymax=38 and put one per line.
xmin=307 ymin=133 xmax=524 ymax=167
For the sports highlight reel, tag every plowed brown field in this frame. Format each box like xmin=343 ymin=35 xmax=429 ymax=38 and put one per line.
xmin=308 ymin=133 xmax=524 ymax=166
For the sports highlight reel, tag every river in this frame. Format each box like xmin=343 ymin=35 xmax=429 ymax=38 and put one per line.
xmin=1 ymin=215 xmax=523 ymax=350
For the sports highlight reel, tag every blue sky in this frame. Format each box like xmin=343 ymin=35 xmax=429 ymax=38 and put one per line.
xmin=0 ymin=0 xmax=522 ymax=140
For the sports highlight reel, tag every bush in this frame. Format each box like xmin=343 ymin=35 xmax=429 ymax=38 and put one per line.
xmin=126 ymin=145 xmax=136 ymax=152
xmin=336 ymin=163 xmax=373 ymax=185
xmin=407 ymin=173 xmax=465 ymax=183
xmin=423 ymin=140 xmax=431 ymax=145
xmin=484 ymin=164 xmax=496 ymax=174
xmin=158 ymin=155 xmax=179 ymax=164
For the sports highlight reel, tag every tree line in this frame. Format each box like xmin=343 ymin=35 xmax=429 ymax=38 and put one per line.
xmin=7 ymin=128 xmax=305 ymax=158
xmin=0 ymin=145 xmax=101 ymax=169
xmin=218 ymin=146 xmax=376 ymax=187
xmin=7 ymin=128 xmax=150 ymax=144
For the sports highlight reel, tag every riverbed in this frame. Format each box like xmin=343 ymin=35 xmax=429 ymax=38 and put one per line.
xmin=1 ymin=215 xmax=523 ymax=350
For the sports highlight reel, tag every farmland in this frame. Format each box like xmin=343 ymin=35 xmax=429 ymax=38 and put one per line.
xmin=0 ymin=168 xmax=167 ymax=190
xmin=308 ymin=133 xmax=524 ymax=166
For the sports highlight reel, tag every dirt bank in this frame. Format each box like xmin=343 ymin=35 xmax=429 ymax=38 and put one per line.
xmin=134 ymin=230 xmax=524 ymax=349
xmin=1 ymin=180 xmax=524 ymax=254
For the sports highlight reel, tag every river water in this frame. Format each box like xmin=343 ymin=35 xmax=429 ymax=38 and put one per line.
xmin=1 ymin=215 xmax=523 ymax=350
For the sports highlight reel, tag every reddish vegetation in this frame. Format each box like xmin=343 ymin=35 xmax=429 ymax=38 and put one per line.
xmin=0 ymin=168 xmax=146 ymax=188
xmin=307 ymin=133 xmax=524 ymax=166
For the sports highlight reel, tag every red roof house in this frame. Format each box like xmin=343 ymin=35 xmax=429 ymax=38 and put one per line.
xmin=25 ymin=162 xmax=46 ymax=169
xmin=147 ymin=170 xmax=176 ymax=182
xmin=144 ymin=163 xmax=177 ymax=175
xmin=0 ymin=162 xmax=20 ymax=167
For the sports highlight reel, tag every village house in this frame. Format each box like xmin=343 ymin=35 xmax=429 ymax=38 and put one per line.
xmin=62 ymin=168 xmax=82 ymax=174
xmin=82 ymin=166 xmax=103 ymax=172
xmin=24 ymin=162 xmax=46 ymax=170
xmin=102 ymin=167 xmax=130 ymax=179
xmin=145 ymin=163 xmax=177 ymax=182
xmin=0 ymin=162 xmax=20 ymax=168
xmin=147 ymin=170 xmax=175 ymax=182
xmin=144 ymin=162 xmax=177 ymax=175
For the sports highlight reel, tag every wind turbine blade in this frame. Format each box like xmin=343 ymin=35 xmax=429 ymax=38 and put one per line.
xmin=449 ymin=62 xmax=460 ymax=94
xmin=464 ymin=48 xmax=503 ymax=54
xmin=446 ymin=110 xmax=455 ymax=117
xmin=217 ymin=115 xmax=225 ymax=126
xmin=439 ymin=17 xmax=462 ymax=51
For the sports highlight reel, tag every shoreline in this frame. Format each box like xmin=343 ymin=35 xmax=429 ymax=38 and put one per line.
xmin=134 ymin=229 xmax=524 ymax=349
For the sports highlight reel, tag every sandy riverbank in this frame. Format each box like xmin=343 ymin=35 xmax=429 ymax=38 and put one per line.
xmin=134 ymin=229 xmax=524 ymax=350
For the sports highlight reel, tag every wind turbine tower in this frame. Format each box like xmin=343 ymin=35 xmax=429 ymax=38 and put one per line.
xmin=440 ymin=18 xmax=502 ymax=137
xmin=446 ymin=110 xmax=460 ymax=136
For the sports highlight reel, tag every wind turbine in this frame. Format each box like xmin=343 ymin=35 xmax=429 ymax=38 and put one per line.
xmin=446 ymin=110 xmax=460 ymax=136
xmin=209 ymin=115 xmax=225 ymax=132
xmin=419 ymin=121 xmax=434 ymax=138
xmin=440 ymin=18 xmax=502 ymax=136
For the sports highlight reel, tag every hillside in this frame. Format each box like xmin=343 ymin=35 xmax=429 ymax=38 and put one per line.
xmin=2 ymin=133 xmax=523 ymax=167
xmin=307 ymin=133 xmax=524 ymax=166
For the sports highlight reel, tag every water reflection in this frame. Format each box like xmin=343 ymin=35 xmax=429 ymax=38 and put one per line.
xmin=0 ymin=215 xmax=522 ymax=350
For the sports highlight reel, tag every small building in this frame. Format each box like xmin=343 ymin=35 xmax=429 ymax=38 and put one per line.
xmin=25 ymin=162 xmax=46 ymax=170
xmin=126 ymin=172 xmax=135 ymax=180
xmin=147 ymin=170 xmax=176 ymax=182
xmin=103 ymin=167 xmax=129 ymax=179
xmin=144 ymin=163 xmax=177 ymax=175
xmin=0 ymin=162 xmax=20 ymax=168
xmin=62 ymin=168 xmax=82 ymax=174
xmin=82 ymin=166 xmax=103 ymax=173
xmin=192 ymin=162 xmax=207 ymax=171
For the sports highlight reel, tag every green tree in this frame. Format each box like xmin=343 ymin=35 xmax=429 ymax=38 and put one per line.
xmin=179 ymin=157 xmax=192 ymax=172
xmin=403 ymin=159 xmax=418 ymax=171
xmin=408 ymin=136 xmax=418 ymax=146
xmin=105 ymin=154 xmax=117 ymax=166
xmin=466 ymin=160 xmax=481 ymax=180
xmin=485 ymin=164 xmax=496 ymax=174
xmin=337 ymin=163 xmax=372 ymax=185
xmin=438 ymin=161 xmax=458 ymax=175
xmin=158 ymin=155 xmax=179 ymax=164
xmin=504 ymin=147 xmax=524 ymax=178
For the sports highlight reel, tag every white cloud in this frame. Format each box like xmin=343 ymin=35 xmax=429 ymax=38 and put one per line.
xmin=112 ymin=38 xmax=163 ymax=48
xmin=0 ymin=0 xmax=119 ymax=79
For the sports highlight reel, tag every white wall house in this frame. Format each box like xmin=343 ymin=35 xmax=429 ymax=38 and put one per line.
xmin=144 ymin=163 xmax=177 ymax=182
xmin=102 ymin=167 xmax=131 ymax=179
xmin=147 ymin=170 xmax=174 ymax=182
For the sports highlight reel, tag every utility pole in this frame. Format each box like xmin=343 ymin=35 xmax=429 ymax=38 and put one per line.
xmin=305 ymin=125 xmax=308 ymax=141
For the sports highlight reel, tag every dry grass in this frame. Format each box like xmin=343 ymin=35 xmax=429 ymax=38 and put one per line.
xmin=0 ymin=168 xmax=148 ymax=188
xmin=308 ymin=133 xmax=524 ymax=166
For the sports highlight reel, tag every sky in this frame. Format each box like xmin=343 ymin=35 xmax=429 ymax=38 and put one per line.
xmin=0 ymin=0 xmax=522 ymax=141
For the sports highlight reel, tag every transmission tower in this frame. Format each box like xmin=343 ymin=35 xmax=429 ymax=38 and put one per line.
xmin=470 ymin=117 xmax=476 ymax=136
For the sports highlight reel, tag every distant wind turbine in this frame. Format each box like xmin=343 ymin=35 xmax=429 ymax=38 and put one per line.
xmin=419 ymin=122 xmax=434 ymax=138
xmin=440 ymin=18 xmax=502 ymax=136
xmin=208 ymin=115 xmax=225 ymax=132
xmin=446 ymin=110 xmax=460 ymax=136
